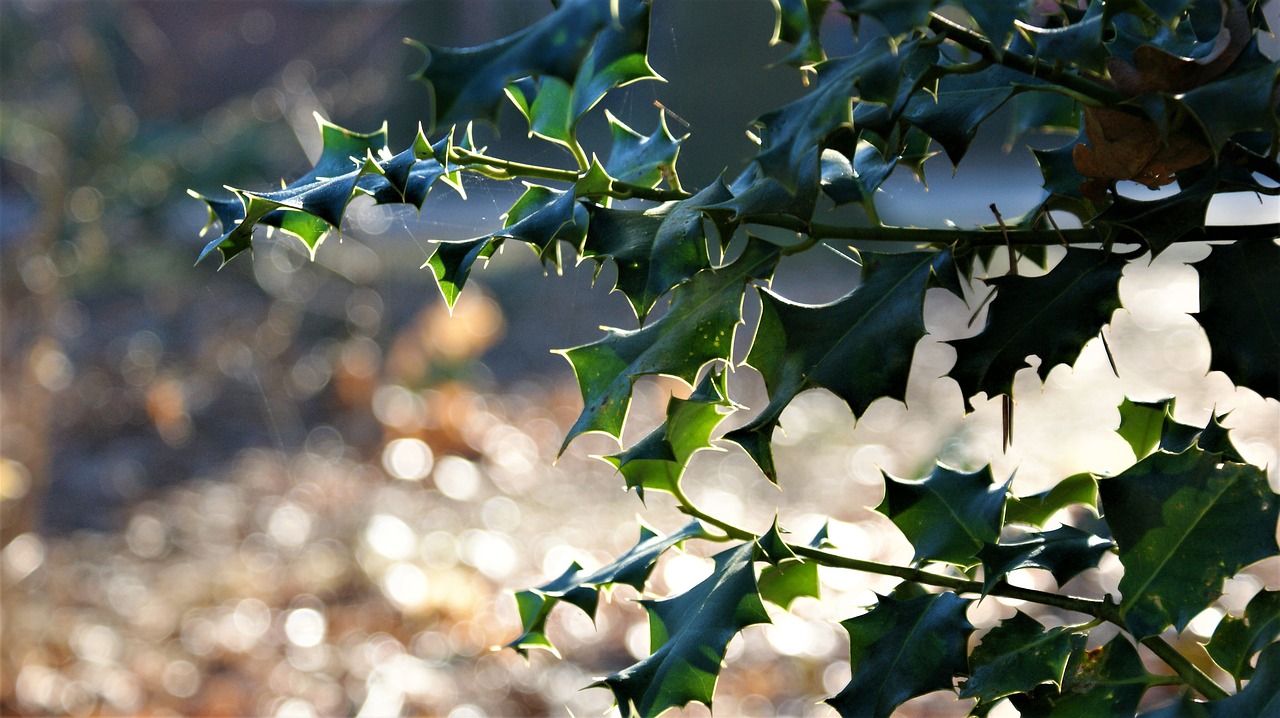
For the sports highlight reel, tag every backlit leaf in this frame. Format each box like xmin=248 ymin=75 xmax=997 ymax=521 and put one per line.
xmin=827 ymin=591 xmax=974 ymax=718
xmin=1205 ymin=589 xmax=1280 ymax=681
xmin=961 ymin=611 xmax=1086 ymax=705
xmin=1192 ymin=239 xmax=1280 ymax=401
xmin=1100 ymin=446 xmax=1280 ymax=637
xmin=876 ymin=464 xmax=1009 ymax=566
xmin=978 ymin=525 xmax=1114 ymax=594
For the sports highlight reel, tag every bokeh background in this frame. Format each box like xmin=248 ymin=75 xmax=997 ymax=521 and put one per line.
xmin=2 ymin=1 xmax=1277 ymax=716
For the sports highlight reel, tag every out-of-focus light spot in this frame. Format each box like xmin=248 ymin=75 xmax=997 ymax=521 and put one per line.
xmin=99 ymin=669 xmax=142 ymax=713
xmin=32 ymin=342 xmax=73 ymax=391
xmin=382 ymin=562 xmax=429 ymax=610
xmin=365 ymin=515 xmax=417 ymax=561
xmin=433 ymin=455 xmax=480 ymax=500
xmin=285 ymin=608 xmax=327 ymax=648
xmin=240 ymin=8 xmax=276 ymax=45
xmin=4 ymin=533 xmax=44 ymax=582
xmin=67 ymin=185 xmax=103 ymax=222
xmin=0 ymin=458 xmax=31 ymax=500
xmin=275 ymin=697 xmax=316 ymax=718
xmin=447 ymin=704 xmax=486 ymax=718
xmin=382 ymin=438 xmax=434 ymax=481
xmin=661 ymin=553 xmax=712 ymax=595
xmin=70 ymin=624 xmax=120 ymax=664
xmin=460 ymin=530 xmax=517 ymax=580
xmin=480 ymin=496 xmax=520 ymax=531
xmin=233 ymin=598 xmax=272 ymax=639
xmin=1187 ymin=606 xmax=1224 ymax=638
xmin=372 ymin=385 xmax=427 ymax=430
xmin=180 ymin=616 xmax=217 ymax=657
xmin=161 ymin=660 xmax=200 ymax=698
xmin=125 ymin=514 xmax=167 ymax=558
xmin=823 ymin=661 xmax=851 ymax=695
xmin=268 ymin=502 xmax=313 ymax=548
xmin=625 ymin=621 xmax=650 ymax=659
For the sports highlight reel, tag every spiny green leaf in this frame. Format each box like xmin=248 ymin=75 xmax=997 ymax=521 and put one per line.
xmin=978 ymin=525 xmax=1114 ymax=594
xmin=1192 ymin=239 xmax=1280 ymax=402
xmin=1011 ymin=635 xmax=1159 ymax=717
xmin=771 ymin=0 xmax=833 ymax=66
xmin=876 ymin=464 xmax=1009 ymax=566
xmin=756 ymin=519 xmax=822 ymax=609
xmin=603 ymin=110 xmax=685 ymax=190
xmin=819 ymin=142 xmax=897 ymax=210
xmin=603 ymin=368 xmax=735 ymax=499
xmin=1011 ymin=89 xmax=1083 ymax=138
xmin=902 ymin=63 xmax=1032 ymax=166
xmin=505 ymin=0 xmax=661 ymax=148
xmin=727 ymin=250 xmax=960 ymax=481
xmin=1004 ymin=473 xmax=1100 ymax=526
xmin=1140 ymin=642 xmax=1280 ymax=717
xmin=598 ymin=542 xmax=769 ymax=718
xmin=836 ymin=0 xmax=936 ymax=37
xmin=961 ymin=611 xmax=1086 ymax=705
xmin=582 ymin=180 xmax=732 ymax=321
xmin=426 ymin=237 xmax=500 ymax=309
xmin=827 ymin=591 xmax=974 ymax=718
xmin=754 ymin=36 xmax=916 ymax=193
xmin=961 ymin=0 xmax=1032 ymax=53
xmin=1205 ymin=589 xmax=1280 ymax=682
xmin=1096 ymin=174 xmax=1216 ymax=256
xmin=559 ymin=239 xmax=780 ymax=450
xmin=1117 ymin=396 xmax=1175 ymax=460
xmin=410 ymin=0 xmax=625 ymax=129
xmin=1018 ymin=0 xmax=1108 ymax=72
xmin=949 ymin=248 xmax=1127 ymax=411
xmin=1178 ymin=45 xmax=1280 ymax=153
xmin=1100 ymin=446 xmax=1280 ymax=637
xmin=508 ymin=520 xmax=706 ymax=657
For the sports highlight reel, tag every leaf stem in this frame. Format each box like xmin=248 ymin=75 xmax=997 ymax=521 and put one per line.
xmin=668 ymin=484 xmax=1229 ymax=699
xmin=1139 ymin=636 xmax=1229 ymax=700
xmin=925 ymin=12 xmax=1125 ymax=107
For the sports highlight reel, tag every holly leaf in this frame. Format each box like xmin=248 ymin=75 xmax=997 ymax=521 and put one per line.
xmin=410 ymin=0 xmax=625 ymax=129
xmin=827 ymin=592 xmax=974 ymax=718
xmin=1206 ymin=589 xmax=1280 ymax=682
xmin=603 ymin=368 xmax=736 ymax=499
xmin=582 ymin=180 xmax=732 ymax=321
xmin=754 ymin=36 xmax=915 ymax=193
xmin=1178 ymin=46 xmax=1280 ymax=153
xmin=836 ymin=0 xmax=936 ymax=37
xmin=961 ymin=611 xmax=1087 ymax=705
xmin=506 ymin=0 xmax=660 ymax=148
xmin=978 ymin=525 xmax=1115 ymax=594
xmin=949 ymin=248 xmax=1127 ymax=410
xmin=726 ymin=250 xmax=961 ymax=481
xmin=963 ymin=0 xmax=1030 ymax=53
xmin=1011 ymin=635 xmax=1159 ymax=717
xmin=598 ymin=542 xmax=769 ymax=718
xmin=1208 ymin=641 xmax=1280 ymax=716
xmin=819 ymin=142 xmax=897 ymax=209
xmin=1018 ymin=0 xmax=1108 ymax=72
xmin=1099 ymin=446 xmax=1280 ymax=638
xmin=1004 ymin=473 xmax=1100 ymax=526
xmin=1117 ymin=396 xmax=1175 ymax=460
xmin=559 ymin=238 xmax=780 ymax=450
xmin=876 ymin=464 xmax=1009 ymax=566
xmin=1095 ymin=174 xmax=1216 ymax=255
xmin=902 ymin=63 xmax=1032 ymax=166
xmin=757 ymin=521 xmax=827 ymax=609
xmin=1192 ymin=239 xmax=1280 ymax=401
xmin=604 ymin=110 xmax=686 ymax=190
xmin=508 ymin=519 xmax=706 ymax=657
xmin=771 ymin=0 xmax=833 ymax=67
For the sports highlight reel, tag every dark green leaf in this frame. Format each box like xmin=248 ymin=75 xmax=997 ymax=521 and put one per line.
xmin=949 ymin=248 xmax=1127 ymax=410
xmin=836 ymin=0 xmax=936 ymax=37
xmin=1011 ymin=635 xmax=1158 ymax=717
xmin=961 ymin=611 xmax=1086 ymax=704
xmin=582 ymin=180 xmax=732 ymax=321
xmin=559 ymin=239 xmax=780 ymax=449
xmin=877 ymin=464 xmax=1008 ymax=566
xmin=757 ymin=523 xmax=827 ymax=609
xmin=1192 ymin=239 xmax=1280 ymax=401
xmin=1018 ymin=0 xmax=1108 ymax=72
xmin=603 ymin=368 xmax=735 ymax=499
xmin=604 ymin=110 xmax=685 ymax=190
xmin=1179 ymin=50 xmax=1280 ymax=153
xmin=1005 ymin=473 xmax=1100 ymax=526
xmin=827 ymin=592 xmax=974 ymax=718
xmin=1207 ymin=641 xmax=1280 ymax=716
xmin=427 ymin=237 xmax=501 ymax=309
xmin=963 ymin=0 xmax=1031 ymax=53
xmin=771 ymin=0 xmax=833 ymax=66
xmin=508 ymin=520 xmax=706 ymax=656
xmin=410 ymin=0 xmax=623 ymax=129
xmin=902 ymin=64 xmax=1030 ymax=166
xmin=1096 ymin=175 xmax=1216 ymax=255
xmin=727 ymin=250 xmax=960 ymax=481
xmin=599 ymin=542 xmax=769 ymax=718
xmin=1117 ymin=396 xmax=1175 ymax=460
xmin=1100 ymin=447 xmax=1280 ymax=637
xmin=1206 ymin=590 xmax=1280 ymax=681
xmin=754 ymin=36 xmax=914 ymax=192
xmin=979 ymin=525 xmax=1114 ymax=594
xmin=820 ymin=142 xmax=897 ymax=209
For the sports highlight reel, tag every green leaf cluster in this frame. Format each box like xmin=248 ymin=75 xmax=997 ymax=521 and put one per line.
xmin=191 ymin=0 xmax=1280 ymax=715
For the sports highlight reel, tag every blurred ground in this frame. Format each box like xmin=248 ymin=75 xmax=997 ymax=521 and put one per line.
xmin=2 ymin=1 xmax=1278 ymax=717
